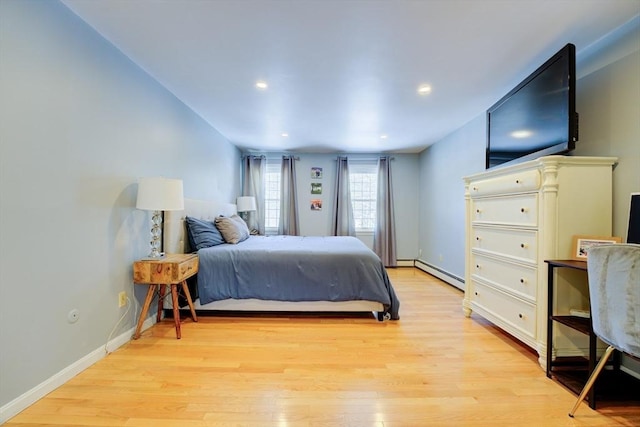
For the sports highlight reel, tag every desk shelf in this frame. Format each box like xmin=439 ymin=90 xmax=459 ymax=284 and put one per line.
xmin=551 ymin=315 xmax=591 ymax=335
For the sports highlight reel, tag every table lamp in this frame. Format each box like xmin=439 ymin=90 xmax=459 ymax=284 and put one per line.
xmin=136 ymin=177 xmax=184 ymax=259
xmin=236 ymin=196 xmax=257 ymax=223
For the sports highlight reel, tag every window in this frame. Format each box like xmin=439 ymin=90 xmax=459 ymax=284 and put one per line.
xmin=264 ymin=161 xmax=281 ymax=230
xmin=349 ymin=162 xmax=378 ymax=232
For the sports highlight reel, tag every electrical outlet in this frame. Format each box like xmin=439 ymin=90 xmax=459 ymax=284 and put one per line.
xmin=118 ymin=291 xmax=127 ymax=308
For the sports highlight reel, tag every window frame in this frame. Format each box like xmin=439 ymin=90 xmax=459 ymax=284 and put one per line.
xmin=349 ymin=161 xmax=378 ymax=233
xmin=263 ymin=160 xmax=281 ymax=233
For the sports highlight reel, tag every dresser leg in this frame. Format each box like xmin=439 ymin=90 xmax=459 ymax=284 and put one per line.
xmin=134 ymin=284 xmax=157 ymax=339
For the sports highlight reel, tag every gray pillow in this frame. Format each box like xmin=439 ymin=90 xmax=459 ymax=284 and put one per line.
xmin=185 ymin=216 xmax=225 ymax=250
xmin=214 ymin=214 xmax=250 ymax=244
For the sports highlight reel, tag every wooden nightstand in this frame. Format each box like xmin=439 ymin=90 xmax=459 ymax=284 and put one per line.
xmin=133 ymin=253 xmax=198 ymax=339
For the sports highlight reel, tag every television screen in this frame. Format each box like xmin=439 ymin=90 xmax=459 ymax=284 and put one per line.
xmin=486 ymin=44 xmax=577 ymax=169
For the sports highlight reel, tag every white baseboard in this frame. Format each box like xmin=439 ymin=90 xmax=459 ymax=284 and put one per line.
xmin=395 ymin=259 xmax=415 ymax=267
xmin=0 ymin=316 xmax=155 ymax=424
xmin=414 ymin=259 xmax=465 ymax=291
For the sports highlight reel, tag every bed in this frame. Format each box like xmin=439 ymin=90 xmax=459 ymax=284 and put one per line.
xmin=163 ymin=198 xmax=399 ymax=320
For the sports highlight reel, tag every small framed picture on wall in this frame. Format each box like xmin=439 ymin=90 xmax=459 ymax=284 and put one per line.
xmin=311 ymin=183 xmax=322 ymax=194
xmin=311 ymin=167 xmax=323 ymax=179
xmin=311 ymin=199 xmax=322 ymax=211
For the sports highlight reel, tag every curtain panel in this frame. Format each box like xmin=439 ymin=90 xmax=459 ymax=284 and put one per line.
xmin=373 ymin=156 xmax=397 ymax=267
xmin=242 ymin=155 xmax=265 ymax=235
xmin=331 ymin=156 xmax=356 ymax=236
xmin=279 ymin=156 xmax=300 ymax=235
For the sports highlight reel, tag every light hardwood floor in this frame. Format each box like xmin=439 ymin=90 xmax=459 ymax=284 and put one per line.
xmin=6 ymin=268 xmax=639 ymax=426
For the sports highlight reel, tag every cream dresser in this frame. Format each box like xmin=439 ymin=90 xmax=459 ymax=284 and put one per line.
xmin=463 ymin=156 xmax=617 ymax=369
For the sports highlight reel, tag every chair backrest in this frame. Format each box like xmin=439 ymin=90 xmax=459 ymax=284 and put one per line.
xmin=587 ymin=244 xmax=640 ymax=357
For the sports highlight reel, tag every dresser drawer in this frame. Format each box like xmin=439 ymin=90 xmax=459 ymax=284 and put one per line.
xmin=472 ymin=194 xmax=538 ymax=227
xmin=469 ymin=169 xmax=540 ymax=197
xmin=471 ymin=280 xmax=536 ymax=339
xmin=472 ymin=227 xmax=537 ymax=263
xmin=471 ymin=253 xmax=537 ymax=302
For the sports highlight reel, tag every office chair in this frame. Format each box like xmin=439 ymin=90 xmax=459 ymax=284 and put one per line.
xmin=569 ymin=243 xmax=640 ymax=417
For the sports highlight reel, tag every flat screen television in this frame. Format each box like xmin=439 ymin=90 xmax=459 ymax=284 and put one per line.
xmin=486 ymin=43 xmax=578 ymax=169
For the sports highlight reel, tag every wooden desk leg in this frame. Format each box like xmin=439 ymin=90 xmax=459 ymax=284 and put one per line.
xmin=170 ymin=284 xmax=181 ymax=339
xmin=180 ymin=280 xmax=198 ymax=322
xmin=134 ymin=284 xmax=157 ymax=339
xmin=156 ymin=285 xmax=166 ymax=322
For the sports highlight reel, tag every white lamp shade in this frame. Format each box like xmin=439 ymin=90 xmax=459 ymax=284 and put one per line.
xmin=236 ymin=196 xmax=257 ymax=212
xmin=136 ymin=177 xmax=184 ymax=211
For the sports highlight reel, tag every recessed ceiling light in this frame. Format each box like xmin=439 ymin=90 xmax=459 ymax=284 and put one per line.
xmin=255 ymin=80 xmax=268 ymax=90
xmin=417 ymin=84 xmax=432 ymax=95
xmin=281 ymin=132 xmax=289 ymax=137
xmin=380 ymin=134 xmax=388 ymax=139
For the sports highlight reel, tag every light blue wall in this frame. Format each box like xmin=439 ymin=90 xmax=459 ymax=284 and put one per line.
xmin=417 ymin=19 xmax=640 ymax=284
xmin=0 ymin=0 xmax=240 ymax=408
xmin=247 ymin=153 xmax=420 ymax=260
xmin=417 ymin=116 xmax=485 ymax=282
xmin=572 ymin=18 xmax=640 ymax=239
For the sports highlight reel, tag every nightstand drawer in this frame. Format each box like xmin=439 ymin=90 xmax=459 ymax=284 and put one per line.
xmin=133 ymin=254 xmax=198 ymax=284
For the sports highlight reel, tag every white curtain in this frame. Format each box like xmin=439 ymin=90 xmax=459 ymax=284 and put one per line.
xmin=242 ymin=155 xmax=265 ymax=235
xmin=373 ymin=156 xmax=397 ymax=267
xmin=279 ymin=156 xmax=299 ymax=235
xmin=331 ymin=156 xmax=355 ymax=236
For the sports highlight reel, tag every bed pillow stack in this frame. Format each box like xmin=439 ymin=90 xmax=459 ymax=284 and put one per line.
xmin=214 ymin=214 xmax=250 ymax=244
xmin=185 ymin=216 xmax=226 ymax=251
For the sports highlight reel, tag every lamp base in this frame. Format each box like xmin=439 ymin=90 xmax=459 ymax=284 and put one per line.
xmin=146 ymin=210 xmax=164 ymax=260
xmin=141 ymin=252 xmax=166 ymax=261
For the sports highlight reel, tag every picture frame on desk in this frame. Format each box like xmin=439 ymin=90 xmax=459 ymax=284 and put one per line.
xmin=571 ymin=235 xmax=621 ymax=261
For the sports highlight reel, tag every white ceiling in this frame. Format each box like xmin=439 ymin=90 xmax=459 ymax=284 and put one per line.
xmin=61 ymin=0 xmax=639 ymax=154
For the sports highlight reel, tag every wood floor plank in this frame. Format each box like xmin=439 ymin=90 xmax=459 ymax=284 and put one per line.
xmin=6 ymin=268 xmax=639 ymax=426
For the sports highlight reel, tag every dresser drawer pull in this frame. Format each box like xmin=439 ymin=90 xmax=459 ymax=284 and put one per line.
xmin=476 ymin=236 xmax=481 ymax=241
xmin=475 ymin=291 xmax=478 ymax=296
xmin=476 ymin=209 xmax=481 ymax=213
xmin=476 ymin=264 xmax=481 ymax=269
xmin=520 ymin=207 xmax=527 ymax=213
xmin=473 ymin=186 xmax=478 ymax=191
xmin=518 ymin=313 xmax=523 ymax=319
xmin=515 ymin=179 xmax=521 ymax=184
xmin=520 ymin=278 xmax=526 ymax=284
xmin=520 ymin=243 xmax=527 ymax=248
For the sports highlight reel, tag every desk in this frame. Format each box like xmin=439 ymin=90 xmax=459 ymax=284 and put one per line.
xmin=545 ymin=259 xmax=601 ymax=408
xmin=133 ymin=253 xmax=198 ymax=339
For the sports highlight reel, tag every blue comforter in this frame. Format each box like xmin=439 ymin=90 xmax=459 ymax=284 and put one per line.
xmin=196 ymin=235 xmax=399 ymax=319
